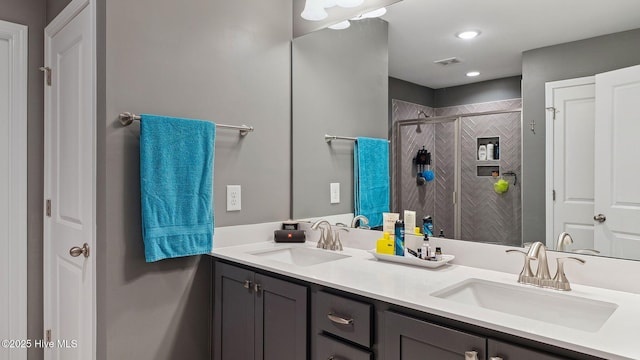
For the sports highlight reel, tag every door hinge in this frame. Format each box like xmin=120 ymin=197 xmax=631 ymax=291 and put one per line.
xmin=39 ymin=66 xmax=52 ymax=86
xmin=46 ymin=329 xmax=51 ymax=342
xmin=553 ymin=190 xmax=556 ymax=201
xmin=46 ymin=199 xmax=51 ymax=217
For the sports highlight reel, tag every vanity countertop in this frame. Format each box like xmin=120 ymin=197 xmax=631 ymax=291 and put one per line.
xmin=210 ymin=240 xmax=640 ymax=360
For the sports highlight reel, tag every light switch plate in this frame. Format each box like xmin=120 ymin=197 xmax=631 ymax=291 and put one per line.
xmin=227 ymin=185 xmax=241 ymax=211
xmin=330 ymin=182 xmax=340 ymax=204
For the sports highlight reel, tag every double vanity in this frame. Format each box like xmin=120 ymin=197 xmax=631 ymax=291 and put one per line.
xmin=210 ymin=224 xmax=640 ymax=360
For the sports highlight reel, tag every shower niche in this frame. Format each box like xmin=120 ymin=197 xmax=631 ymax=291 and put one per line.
xmin=477 ymin=136 xmax=500 ymax=177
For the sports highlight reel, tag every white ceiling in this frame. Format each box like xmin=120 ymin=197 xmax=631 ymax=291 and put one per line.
xmin=382 ymin=0 xmax=640 ymax=89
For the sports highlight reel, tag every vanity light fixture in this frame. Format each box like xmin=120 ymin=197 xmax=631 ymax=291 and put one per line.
xmin=362 ymin=7 xmax=387 ymax=18
xmin=466 ymin=71 xmax=480 ymax=77
xmin=329 ymin=20 xmax=351 ymax=30
xmin=301 ymin=0 xmax=329 ymax=21
xmin=351 ymin=7 xmax=387 ymax=21
xmin=456 ymin=30 xmax=481 ymax=40
xmin=322 ymin=0 xmax=338 ymax=7
xmin=336 ymin=0 xmax=365 ymax=8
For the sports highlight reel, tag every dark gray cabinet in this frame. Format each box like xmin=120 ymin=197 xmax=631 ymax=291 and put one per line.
xmin=488 ymin=339 xmax=565 ymax=360
xmin=213 ymin=262 xmax=307 ymax=360
xmin=383 ymin=311 xmax=486 ymax=360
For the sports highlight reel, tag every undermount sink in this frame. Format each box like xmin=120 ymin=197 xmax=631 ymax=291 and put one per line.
xmin=431 ymin=278 xmax=618 ymax=332
xmin=250 ymin=246 xmax=350 ymax=267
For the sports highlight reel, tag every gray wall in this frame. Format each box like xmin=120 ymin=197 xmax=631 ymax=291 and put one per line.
xmin=521 ymin=28 xmax=640 ymax=245
xmin=292 ymin=18 xmax=388 ymax=219
xmin=101 ymin=0 xmax=291 ymax=359
xmin=45 ymin=0 xmax=71 ymax=23
xmin=389 ymin=76 xmax=435 ymax=122
xmin=0 ymin=1 xmax=45 ymax=359
xmin=434 ymin=76 xmax=522 ymax=108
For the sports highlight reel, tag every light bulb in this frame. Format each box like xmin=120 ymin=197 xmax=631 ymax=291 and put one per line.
xmin=329 ymin=20 xmax=351 ymax=30
xmin=336 ymin=0 xmax=364 ymax=8
xmin=362 ymin=7 xmax=387 ymax=18
xmin=466 ymin=71 xmax=480 ymax=77
xmin=301 ymin=0 xmax=328 ymax=21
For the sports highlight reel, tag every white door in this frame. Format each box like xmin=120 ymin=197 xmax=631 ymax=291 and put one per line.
xmin=546 ymin=77 xmax=596 ymax=251
xmin=43 ymin=1 xmax=95 ymax=359
xmin=0 ymin=20 xmax=28 ymax=360
xmin=594 ymin=64 xmax=640 ymax=259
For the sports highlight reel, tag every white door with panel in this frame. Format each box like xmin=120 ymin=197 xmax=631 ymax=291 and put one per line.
xmin=594 ymin=64 xmax=640 ymax=259
xmin=43 ymin=1 xmax=95 ymax=359
xmin=0 ymin=19 xmax=27 ymax=360
xmin=546 ymin=77 xmax=596 ymax=251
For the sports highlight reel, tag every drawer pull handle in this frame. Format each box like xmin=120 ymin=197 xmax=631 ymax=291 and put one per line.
xmin=327 ymin=313 xmax=354 ymax=325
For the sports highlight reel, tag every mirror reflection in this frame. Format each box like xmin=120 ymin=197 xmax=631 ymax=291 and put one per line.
xmin=291 ymin=0 xmax=640 ymax=260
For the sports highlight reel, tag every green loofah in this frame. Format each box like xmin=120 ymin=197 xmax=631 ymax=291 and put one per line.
xmin=494 ymin=179 xmax=509 ymax=194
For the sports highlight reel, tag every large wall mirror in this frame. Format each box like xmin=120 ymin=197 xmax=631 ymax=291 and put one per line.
xmin=291 ymin=0 xmax=640 ymax=261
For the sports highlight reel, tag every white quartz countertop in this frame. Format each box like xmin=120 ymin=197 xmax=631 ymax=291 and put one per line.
xmin=210 ymin=240 xmax=640 ymax=360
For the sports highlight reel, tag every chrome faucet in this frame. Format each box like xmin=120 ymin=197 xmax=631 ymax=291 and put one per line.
xmin=310 ymin=219 xmax=333 ymax=249
xmin=351 ymin=215 xmax=369 ymax=229
xmin=527 ymin=242 xmax=553 ymax=287
xmin=556 ymin=232 xmax=573 ymax=251
xmin=556 ymin=231 xmax=601 ymax=255
xmin=507 ymin=241 xmax=586 ymax=291
xmin=331 ymin=228 xmax=348 ymax=251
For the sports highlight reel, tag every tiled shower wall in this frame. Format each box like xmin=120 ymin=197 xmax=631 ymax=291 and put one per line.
xmin=392 ymin=99 xmax=522 ymax=245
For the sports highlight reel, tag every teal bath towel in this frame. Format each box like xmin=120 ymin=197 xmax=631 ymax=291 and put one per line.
xmin=354 ymin=137 xmax=390 ymax=228
xmin=140 ymin=114 xmax=215 ymax=262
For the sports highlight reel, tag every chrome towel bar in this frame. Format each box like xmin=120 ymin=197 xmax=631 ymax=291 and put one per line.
xmin=119 ymin=112 xmax=254 ymax=136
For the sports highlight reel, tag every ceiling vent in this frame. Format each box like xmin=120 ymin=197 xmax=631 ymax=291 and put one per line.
xmin=433 ymin=57 xmax=461 ymax=66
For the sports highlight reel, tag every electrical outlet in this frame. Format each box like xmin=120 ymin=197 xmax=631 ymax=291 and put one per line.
xmin=226 ymin=185 xmax=241 ymax=211
xmin=330 ymin=183 xmax=340 ymax=204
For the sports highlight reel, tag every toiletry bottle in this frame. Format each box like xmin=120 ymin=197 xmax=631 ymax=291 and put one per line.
xmin=478 ymin=145 xmax=487 ymax=161
xmin=438 ymin=229 xmax=445 ymax=237
xmin=421 ymin=235 xmax=431 ymax=260
xmin=494 ymin=140 xmax=500 ymax=160
xmin=435 ymin=247 xmax=442 ymax=261
xmin=422 ymin=216 xmax=433 ymax=237
xmin=414 ymin=227 xmax=421 ymax=236
xmin=487 ymin=142 xmax=494 ymax=160
xmin=394 ymin=220 xmax=405 ymax=256
xmin=376 ymin=232 xmax=394 ymax=255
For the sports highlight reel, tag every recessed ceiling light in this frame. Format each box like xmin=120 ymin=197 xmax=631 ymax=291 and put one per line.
xmin=466 ymin=71 xmax=480 ymax=77
xmin=456 ymin=30 xmax=480 ymax=40
xmin=329 ymin=20 xmax=351 ymax=30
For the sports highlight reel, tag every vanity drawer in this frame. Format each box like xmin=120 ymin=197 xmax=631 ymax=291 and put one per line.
xmin=315 ymin=333 xmax=372 ymax=360
xmin=314 ymin=291 xmax=372 ymax=347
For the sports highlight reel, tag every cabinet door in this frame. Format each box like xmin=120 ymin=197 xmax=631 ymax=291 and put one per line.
xmin=255 ymin=273 xmax=308 ymax=360
xmin=383 ymin=311 xmax=486 ymax=360
xmin=488 ymin=339 xmax=565 ymax=360
xmin=214 ymin=262 xmax=255 ymax=360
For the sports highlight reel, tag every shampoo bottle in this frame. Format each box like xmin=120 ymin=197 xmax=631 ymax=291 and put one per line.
xmin=478 ymin=145 xmax=487 ymax=161
xmin=421 ymin=235 xmax=431 ymax=260
xmin=487 ymin=142 xmax=494 ymax=160
xmin=422 ymin=216 xmax=434 ymax=237
xmin=394 ymin=220 xmax=405 ymax=256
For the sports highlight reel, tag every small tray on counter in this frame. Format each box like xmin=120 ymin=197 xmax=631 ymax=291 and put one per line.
xmin=367 ymin=250 xmax=455 ymax=269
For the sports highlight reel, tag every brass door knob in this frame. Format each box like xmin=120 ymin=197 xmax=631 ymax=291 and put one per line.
xmin=69 ymin=243 xmax=90 ymax=258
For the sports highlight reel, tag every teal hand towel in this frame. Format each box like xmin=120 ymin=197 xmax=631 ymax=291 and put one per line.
xmin=354 ymin=137 xmax=390 ymax=228
xmin=140 ymin=114 xmax=215 ymax=262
